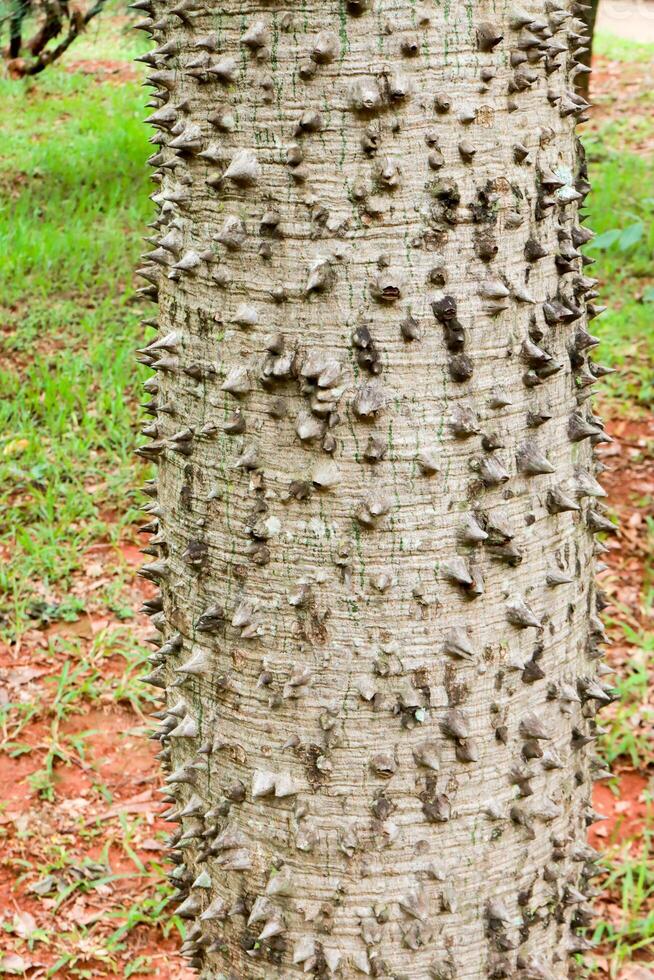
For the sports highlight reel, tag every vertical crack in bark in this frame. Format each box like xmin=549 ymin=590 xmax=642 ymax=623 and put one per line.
xmin=135 ymin=1 xmax=611 ymax=976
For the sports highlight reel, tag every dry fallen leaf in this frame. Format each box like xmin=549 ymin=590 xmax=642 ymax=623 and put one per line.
xmin=12 ymin=909 xmax=37 ymax=938
xmin=618 ymin=967 xmax=654 ymax=980
xmin=0 ymin=953 xmax=31 ymax=974
xmin=2 ymin=439 xmax=29 ymax=457
xmin=1 ymin=666 xmax=46 ymax=688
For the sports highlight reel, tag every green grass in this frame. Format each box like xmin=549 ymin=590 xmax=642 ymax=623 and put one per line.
xmin=6 ymin=843 xmax=181 ymax=978
xmin=590 ymin=824 xmax=654 ymax=976
xmin=1 ymin=627 xmax=153 ymax=797
xmin=594 ymin=30 xmax=654 ymax=64
xmin=584 ymin=126 xmax=654 ymax=408
xmin=599 ymin=628 xmax=654 ymax=768
xmin=585 ymin=44 xmax=654 ymax=965
xmin=0 ymin=63 xmax=152 ymax=634
xmin=0 ymin=70 xmax=150 ymax=299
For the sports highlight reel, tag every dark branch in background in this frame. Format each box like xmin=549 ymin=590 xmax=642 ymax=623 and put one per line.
xmin=28 ymin=0 xmax=68 ymax=60
xmin=8 ymin=0 xmax=31 ymax=56
xmin=1 ymin=0 xmax=107 ymax=76
xmin=576 ymin=0 xmax=601 ymax=99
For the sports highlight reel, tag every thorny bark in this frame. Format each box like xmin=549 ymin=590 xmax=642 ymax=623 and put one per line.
xmin=136 ymin=1 xmax=613 ymax=977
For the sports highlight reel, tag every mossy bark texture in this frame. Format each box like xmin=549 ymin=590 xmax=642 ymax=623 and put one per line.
xmin=137 ymin=1 xmax=609 ymax=977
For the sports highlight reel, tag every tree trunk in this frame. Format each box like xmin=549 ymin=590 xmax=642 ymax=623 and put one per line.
xmin=576 ymin=0 xmax=600 ymax=98
xmin=137 ymin=2 xmax=610 ymax=977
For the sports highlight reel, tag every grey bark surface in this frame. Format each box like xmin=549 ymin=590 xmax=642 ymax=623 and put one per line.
xmin=136 ymin=1 xmax=611 ymax=977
